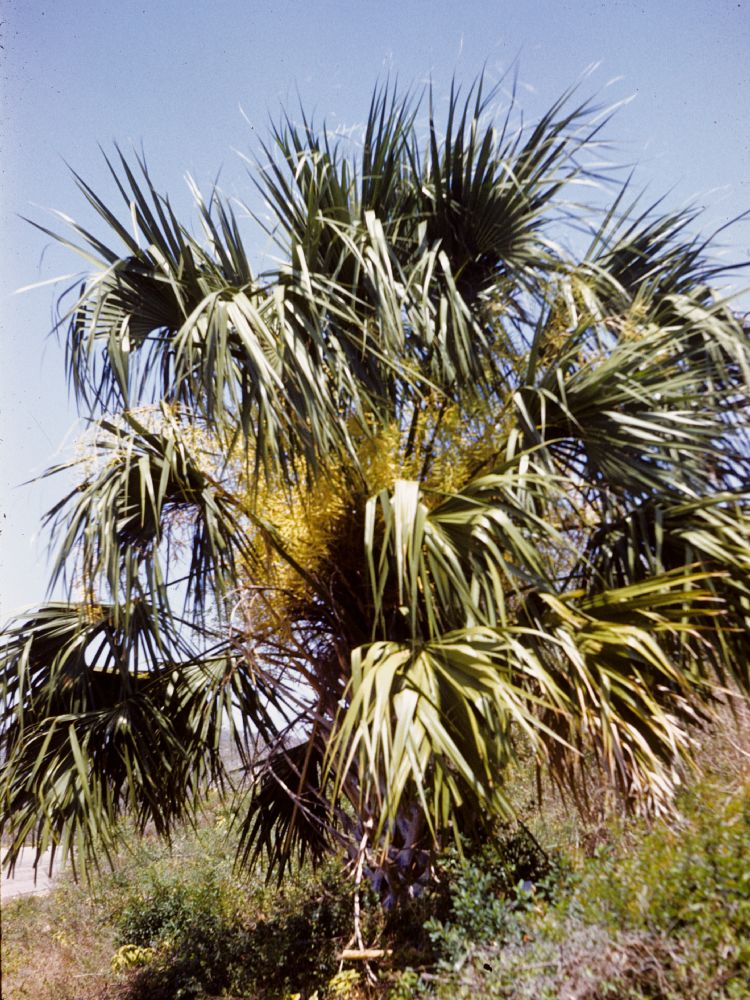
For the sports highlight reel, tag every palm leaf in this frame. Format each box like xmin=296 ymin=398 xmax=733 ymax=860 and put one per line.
xmin=0 ymin=600 xmax=273 ymax=872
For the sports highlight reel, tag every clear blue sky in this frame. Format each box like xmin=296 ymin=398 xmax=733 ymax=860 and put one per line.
xmin=1 ymin=0 xmax=749 ymax=620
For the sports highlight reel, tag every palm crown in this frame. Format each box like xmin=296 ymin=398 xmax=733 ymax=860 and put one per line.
xmin=2 ymin=79 xmax=749 ymax=891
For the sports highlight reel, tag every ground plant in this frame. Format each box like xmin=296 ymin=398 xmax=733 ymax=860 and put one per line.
xmin=3 ymin=763 xmax=750 ymax=999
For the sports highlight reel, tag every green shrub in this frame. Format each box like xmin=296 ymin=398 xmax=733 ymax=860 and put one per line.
xmin=112 ymin=871 xmax=249 ymax=998
xmin=565 ymin=779 xmax=750 ymax=996
xmin=424 ymin=824 xmax=557 ymax=968
xmin=240 ymin=864 xmax=356 ymax=995
xmin=398 ymin=781 xmax=750 ymax=999
xmin=386 ymin=967 xmax=428 ymax=999
xmin=111 ymin=858 xmax=357 ymax=999
xmin=116 ymin=874 xmax=230 ymax=949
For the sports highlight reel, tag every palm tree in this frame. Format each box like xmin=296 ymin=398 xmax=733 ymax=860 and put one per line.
xmin=2 ymin=78 xmax=749 ymax=900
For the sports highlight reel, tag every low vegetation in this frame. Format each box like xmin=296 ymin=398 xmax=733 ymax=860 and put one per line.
xmin=4 ymin=726 xmax=750 ymax=1000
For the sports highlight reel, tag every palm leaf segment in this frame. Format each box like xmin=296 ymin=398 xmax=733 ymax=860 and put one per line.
xmin=3 ymin=77 xmax=750 ymax=877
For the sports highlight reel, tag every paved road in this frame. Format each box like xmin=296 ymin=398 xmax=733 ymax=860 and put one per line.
xmin=1 ymin=848 xmax=61 ymax=904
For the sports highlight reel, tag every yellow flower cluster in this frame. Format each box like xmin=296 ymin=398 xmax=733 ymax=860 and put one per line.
xmin=233 ymin=404 xmax=502 ymax=618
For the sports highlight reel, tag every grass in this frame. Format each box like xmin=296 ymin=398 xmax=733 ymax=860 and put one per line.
xmin=2 ymin=875 xmax=117 ymax=999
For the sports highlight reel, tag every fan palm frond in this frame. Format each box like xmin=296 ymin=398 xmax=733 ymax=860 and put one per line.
xmin=235 ymin=727 xmax=335 ymax=881
xmin=42 ymin=406 xmax=252 ymax=619
xmin=0 ymin=599 xmax=274 ymax=871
